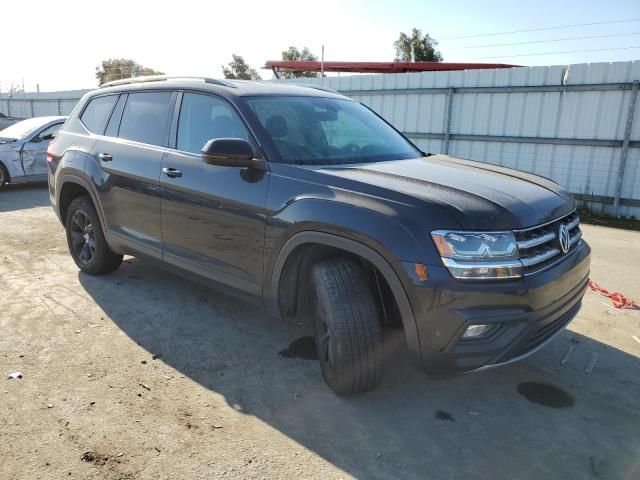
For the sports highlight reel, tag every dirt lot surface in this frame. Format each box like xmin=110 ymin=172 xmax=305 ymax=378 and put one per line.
xmin=1 ymin=184 xmax=639 ymax=480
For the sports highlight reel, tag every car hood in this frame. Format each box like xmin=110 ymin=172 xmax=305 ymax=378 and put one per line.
xmin=0 ymin=137 xmax=18 ymax=145
xmin=314 ymin=155 xmax=574 ymax=230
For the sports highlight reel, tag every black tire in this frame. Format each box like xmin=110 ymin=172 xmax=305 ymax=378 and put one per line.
xmin=0 ymin=162 xmax=8 ymax=189
xmin=310 ymin=257 xmax=384 ymax=395
xmin=65 ymin=196 xmax=122 ymax=274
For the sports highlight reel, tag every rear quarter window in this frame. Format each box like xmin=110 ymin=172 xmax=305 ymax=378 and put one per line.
xmin=80 ymin=95 xmax=118 ymax=134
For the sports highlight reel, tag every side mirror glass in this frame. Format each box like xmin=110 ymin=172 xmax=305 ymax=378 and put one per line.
xmin=201 ymin=138 xmax=259 ymax=168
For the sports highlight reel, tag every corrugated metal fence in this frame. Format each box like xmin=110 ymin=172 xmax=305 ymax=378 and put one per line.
xmin=287 ymin=61 xmax=640 ymax=218
xmin=2 ymin=62 xmax=639 ymax=217
xmin=0 ymin=90 xmax=87 ymax=118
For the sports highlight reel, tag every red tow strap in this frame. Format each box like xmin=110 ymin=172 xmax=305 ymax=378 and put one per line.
xmin=588 ymin=280 xmax=638 ymax=309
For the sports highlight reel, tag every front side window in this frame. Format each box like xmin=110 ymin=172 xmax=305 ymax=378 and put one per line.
xmin=177 ymin=93 xmax=250 ymax=154
xmin=35 ymin=123 xmax=62 ymax=141
xmin=245 ymin=96 xmax=421 ymax=165
xmin=118 ymin=92 xmax=173 ymax=146
xmin=80 ymin=95 xmax=118 ymax=134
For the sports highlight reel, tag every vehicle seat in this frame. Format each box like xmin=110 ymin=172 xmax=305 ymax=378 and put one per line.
xmin=265 ymin=115 xmax=288 ymax=138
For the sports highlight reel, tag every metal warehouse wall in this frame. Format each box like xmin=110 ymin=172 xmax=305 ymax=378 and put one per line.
xmin=285 ymin=61 xmax=640 ymax=218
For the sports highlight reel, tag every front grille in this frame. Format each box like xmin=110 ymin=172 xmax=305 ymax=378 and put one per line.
xmin=514 ymin=211 xmax=581 ymax=275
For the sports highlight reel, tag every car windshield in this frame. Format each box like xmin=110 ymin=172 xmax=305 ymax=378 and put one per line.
xmin=245 ymin=96 xmax=422 ymax=165
xmin=0 ymin=117 xmax=49 ymax=140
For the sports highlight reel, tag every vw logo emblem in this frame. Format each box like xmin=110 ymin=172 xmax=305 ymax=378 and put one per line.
xmin=558 ymin=224 xmax=570 ymax=254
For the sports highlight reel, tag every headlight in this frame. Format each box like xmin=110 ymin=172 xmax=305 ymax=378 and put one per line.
xmin=431 ymin=230 xmax=521 ymax=280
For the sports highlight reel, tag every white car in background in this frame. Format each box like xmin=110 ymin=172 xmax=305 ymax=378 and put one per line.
xmin=0 ymin=116 xmax=66 ymax=189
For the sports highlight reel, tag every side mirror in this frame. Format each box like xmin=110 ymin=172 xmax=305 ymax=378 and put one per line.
xmin=201 ymin=138 xmax=260 ymax=168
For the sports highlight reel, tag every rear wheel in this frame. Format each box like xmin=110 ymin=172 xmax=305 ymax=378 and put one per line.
xmin=310 ymin=257 xmax=384 ymax=395
xmin=65 ymin=196 xmax=122 ymax=274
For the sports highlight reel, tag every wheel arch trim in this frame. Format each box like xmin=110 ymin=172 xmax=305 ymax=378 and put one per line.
xmin=57 ymin=173 xmax=106 ymax=228
xmin=265 ymin=231 xmax=423 ymax=365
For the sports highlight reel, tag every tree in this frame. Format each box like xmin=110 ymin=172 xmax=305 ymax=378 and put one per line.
xmin=278 ymin=46 xmax=318 ymax=79
xmin=394 ymin=28 xmax=443 ymax=62
xmin=222 ymin=54 xmax=262 ymax=80
xmin=95 ymin=59 xmax=164 ymax=86
xmin=8 ymin=83 xmax=24 ymax=94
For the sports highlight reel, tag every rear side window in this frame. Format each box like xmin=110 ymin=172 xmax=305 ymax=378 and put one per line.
xmin=118 ymin=92 xmax=173 ymax=146
xmin=80 ymin=95 xmax=118 ymax=134
xmin=177 ymin=93 xmax=249 ymax=154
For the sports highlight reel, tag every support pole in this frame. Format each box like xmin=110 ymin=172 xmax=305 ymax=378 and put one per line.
xmin=613 ymin=80 xmax=639 ymax=217
xmin=443 ymin=87 xmax=454 ymax=155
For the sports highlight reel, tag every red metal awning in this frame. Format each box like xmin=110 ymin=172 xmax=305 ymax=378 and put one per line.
xmin=263 ymin=60 xmax=518 ymax=74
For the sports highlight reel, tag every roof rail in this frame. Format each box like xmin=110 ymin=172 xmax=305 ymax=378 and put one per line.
xmin=290 ymin=83 xmax=344 ymax=96
xmin=100 ymin=75 xmax=237 ymax=89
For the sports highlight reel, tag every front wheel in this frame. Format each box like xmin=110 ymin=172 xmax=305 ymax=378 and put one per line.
xmin=65 ymin=196 xmax=122 ymax=274
xmin=310 ymin=257 xmax=384 ymax=395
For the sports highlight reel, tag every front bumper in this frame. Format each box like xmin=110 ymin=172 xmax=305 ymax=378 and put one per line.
xmin=398 ymin=240 xmax=591 ymax=376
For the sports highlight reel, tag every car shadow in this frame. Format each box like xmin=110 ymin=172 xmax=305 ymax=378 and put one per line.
xmin=78 ymin=257 xmax=640 ymax=480
xmin=0 ymin=182 xmax=50 ymax=211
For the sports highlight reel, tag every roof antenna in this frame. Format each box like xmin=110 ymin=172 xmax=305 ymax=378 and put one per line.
xmin=321 ymin=45 xmax=325 ymax=85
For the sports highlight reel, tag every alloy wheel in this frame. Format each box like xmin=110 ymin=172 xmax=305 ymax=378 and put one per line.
xmin=69 ymin=210 xmax=96 ymax=265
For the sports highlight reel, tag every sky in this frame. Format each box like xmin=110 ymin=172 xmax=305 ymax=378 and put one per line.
xmin=2 ymin=0 xmax=639 ymax=92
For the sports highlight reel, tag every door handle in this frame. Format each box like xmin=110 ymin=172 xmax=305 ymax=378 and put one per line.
xmin=162 ymin=167 xmax=182 ymax=178
xmin=98 ymin=153 xmax=112 ymax=162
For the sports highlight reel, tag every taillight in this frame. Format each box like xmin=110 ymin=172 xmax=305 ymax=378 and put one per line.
xmin=46 ymin=141 xmax=57 ymax=163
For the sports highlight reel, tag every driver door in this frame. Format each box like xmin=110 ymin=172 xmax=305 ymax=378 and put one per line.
xmin=21 ymin=122 xmax=62 ymax=175
xmin=160 ymin=92 xmax=269 ymax=294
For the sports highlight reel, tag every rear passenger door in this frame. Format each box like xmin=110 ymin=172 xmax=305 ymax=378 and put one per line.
xmin=160 ymin=92 xmax=269 ymax=293
xmin=88 ymin=91 xmax=175 ymax=259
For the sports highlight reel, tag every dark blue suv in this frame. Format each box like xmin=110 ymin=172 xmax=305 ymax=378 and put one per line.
xmin=48 ymin=76 xmax=591 ymax=395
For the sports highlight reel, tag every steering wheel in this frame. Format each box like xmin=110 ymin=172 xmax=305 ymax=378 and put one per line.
xmin=341 ymin=143 xmax=361 ymax=156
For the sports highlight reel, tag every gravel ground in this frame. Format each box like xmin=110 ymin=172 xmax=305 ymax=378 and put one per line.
xmin=1 ymin=183 xmax=639 ymax=480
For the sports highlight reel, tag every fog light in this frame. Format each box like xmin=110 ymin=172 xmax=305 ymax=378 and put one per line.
xmin=462 ymin=324 xmax=492 ymax=339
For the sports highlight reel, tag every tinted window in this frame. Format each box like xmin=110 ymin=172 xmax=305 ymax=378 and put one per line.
xmin=246 ymin=96 xmax=421 ymax=165
xmin=104 ymin=94 xmax=127 ymax=137
xmin=177 ymin=93 xmax=249 ymax=154
xmin=80 ymin=95 xmax=117 ymax=134
xmin=119 ymin=92 xmax=173 ymax=146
